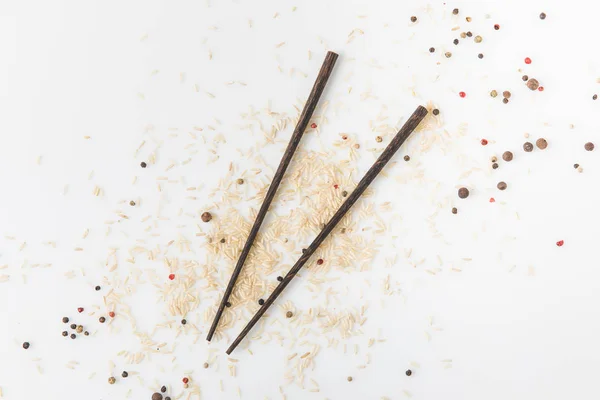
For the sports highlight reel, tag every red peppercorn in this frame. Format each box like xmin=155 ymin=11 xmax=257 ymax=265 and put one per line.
xmin=109 ymin=311 xmax=115 ymax=318
xmin=556 ymin=240 xmax=564 ymax=247
xmin=459 ymin=91 xmax=466 ymax=98
xmin=182 ymin=377 xmax=189 ymax=384
xmin=168 ymin=274 xmax=175 ymax=280
xmin=481 ymin=139 xmax=488 ymax=146
xmin=310 ymin=123 xmax=317 ymax=129
xmin=333 ymin=184 xmax=339 ymax=189
xmin=77 ymin=307 xmax=84 ymax=313
xmin=489 ymin=197 xmax=496 ymax=203
xmin=316 ymin=259 xmax=324 ymax=265
xmin=494 ymin=24 xmax=500 ymax=30
xmin=538 ymin=86 xmax=544 ymax=92
xmin=524 ymin=57 xmax=531 ymax=64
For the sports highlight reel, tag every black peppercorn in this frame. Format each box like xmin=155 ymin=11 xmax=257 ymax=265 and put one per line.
xmin=478 ymin=53 xmax=484 ymax=59
xmin=342 ymin=190 xmax=348 ymax=197
xmin=70 ymin=324 xmax=77 ymax=329
xmin=181 ymin=319 xmax=187 ymax=325
xmin=429 ymin=47 xmax=435 ymax=53
xmin=122 ymin=371 xmax=128 ymax=378
xmin=201 ymin=212 xmax=212 ymax=223
xmin=152 ymin=393 xmax=163 ymax=400
xmin=492 ymin=163 xmax=499 ymax=169
xmin=95 ymin=285 xmax=101 ymax=291
xmin=165 ymin=398 xmax=171 ymax=400
xmin=62 ymin=317 xmax=69 ymax=323
xmin=258 ymin=299 xmax=265 ymax=305
xmin=161 ymin=386 xmax=167 ymax=393
xmin=225 ymin=301 xmax=231 ymax=307
xmin=497 ymin=182 xmax=507 ymax=191
xmin=70 ymin=334 xmax=76 ymax=339
xmin=502 ymin=98 xmax=509 ymax=104
xmin=406 ymin=369 xmax=412 ymax=376
xmin=593 ymin=94 xmax=598 ymax=100
xmin=277 ymin=276 xmax=283 ymax=282
xmin=453 ymin=8 xmax=459 ymax=15
xmin=62 ymin=331 xmax=68 ymax=337
xmin=140 ymin=162 xmax=147 ymax=168
xmin=451 ymin=207 xmax=458 ymax=214
xmin=286 ymin=311 xmax=293 ymax=318
xmin=404 ymin=155 xmax=410 ymax=161
xmin=539 ymin=12 xmax=546 ymax=20
xmin=453 ymin=39 xmax=459 ymax=45
xmin=522 ymin=75 xmax=529 ymax=81
xmin=494 ymin=24 xmax=500 ymax=30
xmin=410 ymin=16 xmax=417 ymax=22
xmin=574 ymin=163 xmax=580 ymax=169
xmin=523 ymin=142 xmax=534 ymax=152
xmin=458 ymin=187 xmax=469 ymax=199
xmin=22 ymin=342 xmax=30 ymax=349
xmin=129 ymin=200 xmax=136 ymax=206
xmin=84 ymin=331 xmax=89 ymax=336
xmin=99 ymin=316 xmax=106 ymax=323
xmin=432 ymin=109 xmax=439 ymax=115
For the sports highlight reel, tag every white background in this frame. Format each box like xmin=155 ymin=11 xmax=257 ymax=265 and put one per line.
xmin=2 ymin=0 xmax=600 ymax=399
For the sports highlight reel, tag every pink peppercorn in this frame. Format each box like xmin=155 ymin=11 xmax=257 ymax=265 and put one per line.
xmin=310 ymin=123 xmax=317 ymax=129
xmin=168 ymin=274 xmax=175 ymax=280
xmin=524 ymin=57 xmax=532 ymax=64
xmin=489 ymin=197 xmax=496 ymax=203
xmin=109 ymin=311 xmax=115 ymax=318
xmin=183 ymin=377 xmax=189 ymax=384
xmin=538 ymin=86 xmax=544 ymax=92
xmin=481 ymin=139 xmax=488 ymax=145
xmin=317 ymin=259 xmax=324 ymax=265
xmin=459 ymin=91 xmax=466 ymax=98
xmin=556 ymin=240 xmax=564 ymax=247
xmin=77 ymin=307 xmax=84 ymax=313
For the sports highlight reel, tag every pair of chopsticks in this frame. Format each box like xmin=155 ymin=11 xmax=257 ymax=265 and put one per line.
xmin=206 ymin=51 xmax=428 ymax=354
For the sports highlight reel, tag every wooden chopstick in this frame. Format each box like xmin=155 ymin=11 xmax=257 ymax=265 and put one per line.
xmin=206 ymin=51 xmax=339 ymax=342
xmin=226 ymin=105 xmax=428 ymax=354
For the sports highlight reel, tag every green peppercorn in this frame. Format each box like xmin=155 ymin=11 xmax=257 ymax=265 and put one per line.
xmin=108 ymin=377 xmax=116 ymax=385
xmin=474 ymin=35 xmax=482 ymax=43
xmin=490 ymin=90 xmax=498 ymax=98
xmin=445 ymin=52 xmax=452 ymax=58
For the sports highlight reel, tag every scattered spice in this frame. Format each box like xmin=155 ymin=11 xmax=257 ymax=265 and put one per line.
xmin=406 ymin=370 xmax=412 ymax=376
xmin=574 ymin=163 xmax=579 ymax=169
xmin=77 ymin=307 xmax=84 ymax=313
xmin=203 ymin=362 xmax=209 ymax=368
xmin=76 ymin=325 xmax=83 ymax=334
xmin=452 ymin=8 xmax=459 ymax=15
xmin=466 ymin=16 xmax=472 ymax=22
xmin=375 ymin=136 xmax=383 ymax=142
xmin=429 ymin=47 xmax=435 ymax=53
xmin=108 ymin=377 xmax=116 ymax=385
xmin=523 ymin=142 xmax=534 ymax=152
xmin=317 ymin=259 xmax=324 ymax=265
xmin=466 ymin=31 xmax=473 ymax=37
xmin=225 ymin=302 xmax=231 ymax=307
xmin=62 ymin=331 xmax=68 ymax=337
xmin=95 ymin=286 xmax=101 ymax=291
xmin=494 ymin=24 xmax=500 ymax=30
xmin=492 ymin=163 xmax=499 ymax=169
xmin=458 ymin=187 xmax=469 ymax=199
xmin=445 ymin=52 xmax=452 ymax=58
xmin=84 ymin=331 xmax=89 ymax=336
xmin=593 ymin=94 xmax=598 ymax=100
xmin=522 ymin=75 xmax=529 ymax=81
xmin=536 ymin=138 xmax=548 ymax=150
xmin=489 ymin=197 xmax=496 ymax=203
xmin=182 ymin=377 xmax=189 ymax=384
xmin=453 ymin=39 xmax=459 ymax=45
xmin=70 ymin=334 xmax=76 ymax=339
xmin=22 ymin=342 xmax=30 ymax=350
xmin=474 ymin=35 xmax=482 ymax=43
xmin=201 ymin=212 xmax=212 ymax=223
xmin=497 ymin=182 xmax=507 ymax=190
xmin=342 ymin=190 xmax=348 ymax=197
xmin=478 ymin=53 xmax=484 ymax=59
xmin=502 ymin=98 xmax=509 ymax=104
xmin=277 ymin=276 xmax=283 ymax=282
xmin=181 ymin=319 xmax=187 ymax=325
xmin=70 ymin=324 xmax=77 ymax=329
xmin=585 ymin=142 xmax=594 ymax=151
xmin=526 ymin=79 xmax=539 ymax=90
xmin=502 ymin=151 xmax=513 ymax=161
xmin=538 ymin=86 xmax=544 ymax=92
xmin=503 ymin=91 xmax=511 ymax=99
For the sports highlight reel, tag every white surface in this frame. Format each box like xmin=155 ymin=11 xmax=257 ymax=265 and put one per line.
xmin=2 ymin=0 xmax=600 ymax=399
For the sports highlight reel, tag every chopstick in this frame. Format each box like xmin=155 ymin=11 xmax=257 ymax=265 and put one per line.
xmin=226 ymin=105 xmax=428 ymax=354
xmin=206 ymin=51 xmax=339 ymax=342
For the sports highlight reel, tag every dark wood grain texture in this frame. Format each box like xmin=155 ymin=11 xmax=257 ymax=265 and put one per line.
xmin=206 ymin=51 xmax=339 ymax=342
xmin=226 ymin=105 xmax=428 ymax=354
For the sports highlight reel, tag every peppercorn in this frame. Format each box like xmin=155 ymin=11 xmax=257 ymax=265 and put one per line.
xmin=347 ymin=376 xmax=353 ymax=382
xmin=225 ymin=301 xmax=231 ymax=307
xmin=181 ymin=319 xmax=187 ymax=325
xmin=410 ymin=16 xmax=417 ymax=22
xmin=203 ymin=362 xmax=209 ymax=368
xmin=70 ymin=324 xmax=77 ymax=329
xmin=317 ymin=259 xmax=324 ymax=265
xmin=474 ymin=35 xmax=482 ymax=43
xmin=451 ymin=207 xmax=458 ymax=214
xmin=129 ymin=200 xmax=135 ymax=206
xmin=526 ymin=79 xmax=540 ymax=91
xmin=466 ymin=17 xmax=472 ymax=22
xmin=497 ymin=182 xmax=507 ymax=190
xmin=429 ymin=47 xmax=435 ymax=53
xmin=22 ymin=341 xmax=30 ymax=349
xmin=182 ymin=378 xmax=189 ymax=384
xmin=122 ymin=371 xmax=128 ymax=378
xmin=286 ymin=311 xmax=293 ymax=318
xmin=574 ymin=163 xmax=579 ymax=169
xmin=161 ymin=386 xmax=167 ymax=393
xmin=375 ymin=136 xmax=383 ymax=143
xmin=76 ymin=325 xmax=83 ymax=333
xmin=62 ymin=331 xmax=68 ymax=337
xmin=277 ymin=276 xmax=283 ymax=282
xmin=585 ymin=142 xmax=595 ymax=151
xmin=491 ymin=156 xmax=497 ymax=163
xmin=522 ymin=75 xmax=529 ymax=81
xmin=152 ymin=393 xmax=163 ymax=400
xmin=481 ymin=139 xmax=488 ymax=146
xmin=62 ymin=317 xmax=69 ymax=323
xmin=406 ymin=369 xmax=413 ymax=376
xmin=404 ymin=155 xmax=410 ymax=161
xmin=99 ymin=316 xmax=106 ymax=323
xmin=490 ymin=90 xmax=498 ymax=98
xmin=492 ymin=163 xmax=499 ymax=169
xmin=109 ymin=311 xmax=115 ymax=318
xmin=458 ymin=187 xmax=469 ymax=199
xmin=432 ymin=109 xmax=439 ymax=116
xmin=342 ymin=190 xmax=348 ymax=197
xmin=310 ymin=123 xmax=317 ymax=129
xmin=502 ymin=98 xmax=509 ymax=104
xmin=494 ymin=24 xmax=500 ymax=30
xmin=236 ymin=178 xmax=244 ymax=185
xmin=140 ymin=162 xmax=147 ymax=168
xmin=503 ymin=91 xmax=511 ymax=99
xmin=201 ymin=212 xmax=212 ymax=223
xmin=84 ymin=331 xmax=89 ymax=336
xmin=70 ymin=333 xmax=76 ymax=339
xmin=502 ymin=151 xmax=513 ymax=161
xmin=459 ymin=91 xmax=466 ymax=98
xmin=452 ymin=8 xmax=459 ymax=15
xmin=536 ymin=138 xmax=548 ymax=150
xmin=453 ymin=39 xmax=459 ymax=45
xmin=593 ymin=94 xmax=598 ymax=100
xmin=539 ymin=12 xmax=546 ymax=20
xmin=108 ymin=377 xmax=116 ymax=385
xmin=165 ymin=398 xmax=171 ymax=400
xmin=220 ymin=238 xmax=226 ymax=243
xmin=478 ymin=53 xmax=484 ymax=59
xmin=445 ymin=52 xmax=452 ymax=58
xmin=523 ymin=142 xmax=534 ymax=152
xmin=95 ymin=285 xmax=101 ymax=291
xmin=258 ymin=299 xmax=265 ymax=305
xmin=466 ymin=31 xmax=473 ymax=37
xmin=77 ymin=307 xmax=84 ymax=313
